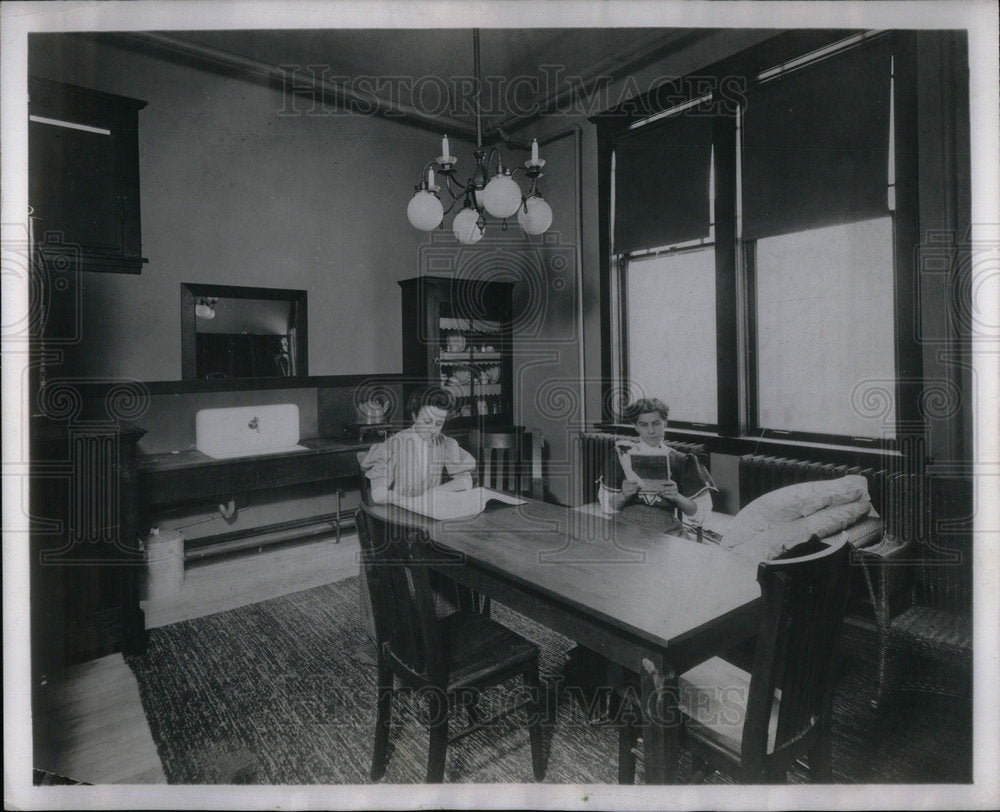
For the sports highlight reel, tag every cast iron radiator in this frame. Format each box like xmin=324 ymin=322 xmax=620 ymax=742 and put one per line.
xmin=577 ymin=432 xmax=707 ymax=505
xmin=738 ymin=453 xmax=889 ymax=514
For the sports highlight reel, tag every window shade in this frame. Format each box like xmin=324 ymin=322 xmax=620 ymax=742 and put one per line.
xmin=742 ymin=39 xmax=892 ymax=240
xmin=614 ymin=113 xmax=713 ymax=253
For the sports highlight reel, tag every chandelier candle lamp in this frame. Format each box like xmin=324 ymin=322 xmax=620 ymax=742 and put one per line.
xmin=405 ymin=30 xmax=554 ymax=244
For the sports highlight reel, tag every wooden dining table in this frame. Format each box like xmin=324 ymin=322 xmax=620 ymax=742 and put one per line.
xmin=369 ymin=497 xmax=762 ymax=784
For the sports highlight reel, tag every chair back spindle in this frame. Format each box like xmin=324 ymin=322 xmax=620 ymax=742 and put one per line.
xmin=472 ymin=428 xmax=545 ymax=499
xmin=476 ymin=429 xmax=521 ymax=492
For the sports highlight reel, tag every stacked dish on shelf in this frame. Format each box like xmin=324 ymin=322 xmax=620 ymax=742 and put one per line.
xmin=437 ymin=316 xmax=505 ymax=416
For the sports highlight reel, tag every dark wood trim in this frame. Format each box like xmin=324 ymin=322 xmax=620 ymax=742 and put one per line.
xmin=63 ymin=373 xmax=405 ymax=399
xmin=714 ymin=108 xmax=741 ymax=438
xmin=180 ymin=281 xmax=307 ymax=302
xmin=616 ymin=255 xmax=629 ymax=389
xmin=179 ymin=284 xmax=197 ymax=381
xmin=890 ymin=31 xmax=924 ymax=432
xmin=76 ymin=254 xmax=149 ymax=274
xmin=595 ymin=118 xmax=616 ymax=417
xmin=744 ymin=241 xmax=760 ymax=434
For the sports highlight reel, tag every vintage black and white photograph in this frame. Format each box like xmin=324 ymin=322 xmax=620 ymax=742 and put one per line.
xmin=3 ymin=1 xmax=998 ymax=809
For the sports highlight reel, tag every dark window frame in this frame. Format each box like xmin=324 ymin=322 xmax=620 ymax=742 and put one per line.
xmin=594 ymin=30 xmax=923 ymax=455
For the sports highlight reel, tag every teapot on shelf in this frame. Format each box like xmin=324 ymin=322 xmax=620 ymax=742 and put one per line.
xmin=355 ymin=397 xmax=389 ymax=425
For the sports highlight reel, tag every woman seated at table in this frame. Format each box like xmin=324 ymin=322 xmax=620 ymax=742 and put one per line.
xmin=361 ymin=384 xmax=476 ymax=504
xmin=597 ymin=397 xmax=716 ymax=537
xmin=357 ymin=385 xmax=479 ymax=640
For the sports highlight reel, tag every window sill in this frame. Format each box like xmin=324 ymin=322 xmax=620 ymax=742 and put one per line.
xmin=594 ymin=423 xmax=903 ymax=466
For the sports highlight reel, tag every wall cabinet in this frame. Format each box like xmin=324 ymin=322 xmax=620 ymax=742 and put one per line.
xmin=30 ymin=419 xmax=146 ymax=696
xmin=29 ymin=77 xmax=148 ymax=274
xmin=399 ymin=276 xmax=515 ymax=429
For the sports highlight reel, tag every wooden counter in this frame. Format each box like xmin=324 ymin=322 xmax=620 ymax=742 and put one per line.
xmin=138 ymin=437 xmax=375 ymax=559
xmin=138 ymin=437 xmax=371 ymax=511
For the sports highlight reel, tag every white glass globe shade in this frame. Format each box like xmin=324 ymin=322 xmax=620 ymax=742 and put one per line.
xmin=406 ymin=190 xmax=443 ymax=231
xmin=452 ymin=207 xmax=483 ymax=244
xmin=481 ymin=173 xmax=522 ymax=219
xmin=517 ymin=195 xmax=553 ymax=235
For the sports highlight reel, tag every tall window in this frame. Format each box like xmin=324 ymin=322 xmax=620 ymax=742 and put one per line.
xmin=612 ymin=101 xmax=718 ymax=427
xmin=751 ymin=217 xmax=896 ymax=438
xmin=626 ymin=249 xmax=717 ymax=424
xmin=606 ymin=33 xmax=901 ymax=445
xmin=741 ymin=38 xmax=895 ymax=442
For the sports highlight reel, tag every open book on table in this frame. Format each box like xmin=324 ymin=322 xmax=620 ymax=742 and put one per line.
xmin=388 ymin=487 xmax=526 ymax=521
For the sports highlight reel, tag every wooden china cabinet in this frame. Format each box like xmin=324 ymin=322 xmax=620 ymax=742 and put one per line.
xmin=398 ymin=276 xmax=515 ymax=430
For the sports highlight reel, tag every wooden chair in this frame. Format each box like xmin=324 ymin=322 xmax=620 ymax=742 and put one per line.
xmin=355 ymin=450 xmax=487 ymax=646
xmin=356 ymin=450 xmax=373 ymax=505
xmin=356 ymin=451 xmax=377 ymax=645
xmin=471 ymin=427 xmax=545 ymax=500
xmin=619 ymin=534 xmax=852 ymax=784
xmin=356 ymin=503 xmax=546 ymax=782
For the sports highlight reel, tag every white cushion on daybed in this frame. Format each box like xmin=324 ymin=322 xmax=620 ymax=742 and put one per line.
xmin=722 ymin=475 xmax=874 ymax=561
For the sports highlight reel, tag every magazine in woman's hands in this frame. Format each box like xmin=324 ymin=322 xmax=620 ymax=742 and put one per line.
xmin=629 ymin=454 xmax=674 ymax=494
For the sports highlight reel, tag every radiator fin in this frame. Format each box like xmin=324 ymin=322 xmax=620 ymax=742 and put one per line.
xmin=738 ymin=453 xmax=888 ymax=515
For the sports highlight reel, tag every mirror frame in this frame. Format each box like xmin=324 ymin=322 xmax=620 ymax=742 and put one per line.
xmin=181 ymin=282 xmax=308 ymax=381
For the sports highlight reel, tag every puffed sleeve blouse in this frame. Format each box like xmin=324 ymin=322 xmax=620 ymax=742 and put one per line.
xmin=360 ymin=428 xmax=476 ymax=501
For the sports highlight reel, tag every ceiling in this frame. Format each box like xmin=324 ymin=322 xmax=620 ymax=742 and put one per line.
xmin=102 ymin=27 xmax=716 ymax=138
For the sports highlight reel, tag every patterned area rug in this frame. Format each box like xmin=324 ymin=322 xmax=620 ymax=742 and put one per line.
xmin=126 ymin=577 xmax=971 ymax=784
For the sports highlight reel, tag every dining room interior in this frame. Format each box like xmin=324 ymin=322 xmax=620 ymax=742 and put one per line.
xmin=7 ymin=2 xmax=997 ymax=806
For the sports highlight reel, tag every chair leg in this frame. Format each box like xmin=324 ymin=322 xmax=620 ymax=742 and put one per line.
xmin=872 ymin=634 xmax=890 ymax=710
xmin=618 ymin=717 xmax=638 ymax=784
xmin=689 ymin=755 xmax=711 ymax=783
xmin=454 ymin=686 xmax=480 ymax=726
xmin=371 ymin=653 xmax=392 ymax=781
xmin=524 ymin=664 xmax=546 ymax=781
xmin=763 ymin=763 xmax=788 ymax=783
xmin=425 ymin=688 xmax=449 ymax=783
xmin=808 ymin=726 xmax=834 ymax=783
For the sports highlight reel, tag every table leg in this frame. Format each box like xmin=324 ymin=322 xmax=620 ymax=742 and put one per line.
xmin=640 ymin=655 xmax=680 ymax=783
xmin=335 ymin=488 xmax=342 ymax=543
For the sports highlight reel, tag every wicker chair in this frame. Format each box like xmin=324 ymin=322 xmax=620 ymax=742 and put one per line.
xmin=860 ymin=473 xmax=972 ymax=707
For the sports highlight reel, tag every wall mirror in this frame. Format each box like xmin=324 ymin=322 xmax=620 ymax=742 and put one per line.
xmin=181 ymin=283 xmax=308 ymax=380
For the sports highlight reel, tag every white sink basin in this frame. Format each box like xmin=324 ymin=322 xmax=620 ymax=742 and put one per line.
xmin=195 ymin=404 xmax=308 ymax=460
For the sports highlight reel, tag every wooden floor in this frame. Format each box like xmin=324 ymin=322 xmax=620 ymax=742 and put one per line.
xmin=32 ymin=533 xmax=361 ymax=785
